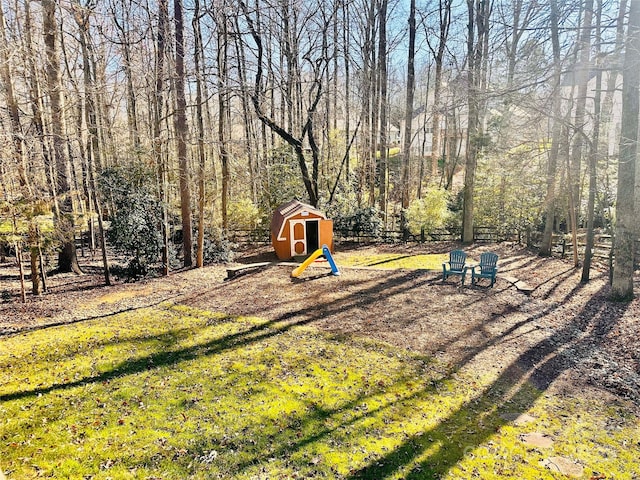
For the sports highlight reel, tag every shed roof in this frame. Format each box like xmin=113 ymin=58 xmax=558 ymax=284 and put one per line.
xmin=270 ymin=200 xmax=326 ymax=240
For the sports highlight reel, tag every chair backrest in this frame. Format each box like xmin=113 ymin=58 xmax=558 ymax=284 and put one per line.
xmin=479 ymin=252 xmax=498 ymax=273
xmin=449 ymin=250 xmax=467 ymax=269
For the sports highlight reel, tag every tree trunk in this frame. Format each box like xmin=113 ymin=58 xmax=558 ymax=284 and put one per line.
xmin=74 ymin=0 xmax=111 ymax=286
xmin=154 ymin=0 xmax=170 ymax=276
xmin=29 ymin=225 xmax=41 ymax=295
xmin=0 ymin=3 xmax=30 ymax=195
xmin=568 ymin=0 xmax=593 ymax=267
xmin=240 ymin=0 xmax=325 ymax=208
xmin=16 ymin=242 xmax=26 ymax=304
xmin=343 ymin=0 xmax=351 ymax=177
xmin=401 ymin=0 xmax=416 ymax=211
xmin=23 ymin=0 xmax=54 ymax=200
xmin=174 ymin=0 xmax=193 ymax=267
xmin=428 ymin=0 xmax=452 ymax=179
xmin=194 ymin=0 xmax=206 ymax=267
xmin=539 ymin=0 xmax=563 ymax=256
xmin=581 ymin=0 xmax=603 ymax=283
xmin=110 ymin=0 xmax=142 ymax=153
xmin=599 ymin=0 xmax=626 ymax=250
xmin=611 ymin=0 xmax=640 ymax=300
xmin=462 ymin=0 xmax=490 ymax=244
xmin=234 ymin=12 xmax=257 ymax=203
xmin=377 ymin=0 xmax=389 ymax=221
xmin=357 ymin=0 xmax=376 ymax=207
xmin=43 ymin=0 xmax=81 ymax=274
xmin=217 ymin=5 xmax=231 ymax=233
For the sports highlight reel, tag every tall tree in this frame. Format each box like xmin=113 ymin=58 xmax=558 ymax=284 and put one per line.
xmin=174 ymin=0 xmax=193 ymax=267
xmin=539 ymin=0 xmax=564 ymax=257
xmin=73 ymin=0 xmax=111 ymax=286
xmin=154 ymin=0 xmax=170 ymax=276
xmin=233 ymin=12 xmax=258 ymax=203
xmin=356 ymin=0 xmax=377 ymax=207
xmin=401 ymin=0 xmax=417 ymax=211
xmin=611 ymin=0 xmax=639 ymax=300
xmin=581 ymin=0 xmax=603 ymax=282
xmin=109 ymin=0 xmax=142 ymax=153
xmin=194 ymin=0 xmax=207 ymax=267
xmin=462 ymin=0 xmax=491 ymax=244
xmin=215 ymin=1 xmax=231 ymax=232
xmin=568 ymin=0 xmax=594 ymax=267
xmin=22 ymin=0 xmax=54 ymax=198
xmin=0 ymin=2 xmax=30 ymax=195
xmin=342 ymin=0 xmax=352 ymax=178
xmin=377 ymin=0 xmax=389 ymax=221
xmin=425 ymin=0 xmax=452 ymax=179
xmin=240 ymin=0 xmax=329 ymax=207
xmin=43 ymin=0 xmax=81 ymax=273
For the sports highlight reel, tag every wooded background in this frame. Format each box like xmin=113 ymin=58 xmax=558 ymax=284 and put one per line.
xmin=1 ymin=0 xmax=638 ymax=299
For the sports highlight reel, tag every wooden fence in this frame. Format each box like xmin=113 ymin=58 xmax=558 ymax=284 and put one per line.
xmin=227 ymin=226 xmax=636 ymax=265
xmin=228 ymin=226 xmax=513 ymax=246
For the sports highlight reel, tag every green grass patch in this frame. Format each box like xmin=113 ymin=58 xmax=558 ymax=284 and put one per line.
xmin=1 ymin=304 xmax=638 ymax=478
xmin=337 ymin=253 xmax=449 ymax=270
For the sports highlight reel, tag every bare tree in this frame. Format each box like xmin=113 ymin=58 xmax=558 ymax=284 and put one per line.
xmin=611 ymin=0 xmax=639 ymax=300
xmin=0 ymin=3 xmax=30 ymax=195
xmin=73 ymin=0 xmax=112 ymax=286
xmin=401 ymin=0 xmax=417 ymax=212
xmin=424 ymin=0 xmax=452 ymax=180
xmin=174 ymin=0 xmax=193 ymax=267
xmin=22 ymin=0 xmax=54 ymax=199
xmin=109 ymin=0 xmax=142 ymax=153
xmin=567 ymin=0 xmax=594 ymax=268
xmin=581 ymin=0 xmax=603 ymax=282
xmin=462 ymin=0 xmax=491 ymax=244
xmin=355 ymin=0 xmax=377 ymax=207
xmin=215 ymin=1 xmax=231 ymax=232
xmin=377 ymin=0 xmax=389 ymax=221
xmin=43 ymin=0 xmax=81 ymax=273
xmin=239 ymin=0 xmax=331 ymax=208
xmin=194 ymin=0 xmax=207 ymax=267
xmin=540 ymin=0 xmax=564 ymax=257
xmin=154 ymin=0 xmax=170 ymax=276
xmin=233 ymin=11 xmax=258 ymax=203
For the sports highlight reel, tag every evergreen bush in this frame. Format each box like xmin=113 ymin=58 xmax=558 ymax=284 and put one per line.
xmin=99 ymin=166 xmax=163 ymax=280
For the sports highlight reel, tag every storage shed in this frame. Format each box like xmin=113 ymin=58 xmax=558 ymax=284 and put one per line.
xmin=270 ymin=200 xmax=334 ymax=260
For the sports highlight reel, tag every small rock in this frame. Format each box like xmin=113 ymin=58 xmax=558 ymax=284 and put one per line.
xmin=520 ymin=432 xmax=554 ymax=448
xmin=540 ymin=456 xmax=584 ymax=478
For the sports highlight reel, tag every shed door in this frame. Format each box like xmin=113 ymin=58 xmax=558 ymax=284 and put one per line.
xmin=305 ymin=220 xmax=319 ymax=252
xmin=290 ymin=220 xmax=307 ymax=255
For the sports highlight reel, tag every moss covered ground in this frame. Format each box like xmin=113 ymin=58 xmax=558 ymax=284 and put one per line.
xmin=1 ymin=300 xmax=638 ymax=479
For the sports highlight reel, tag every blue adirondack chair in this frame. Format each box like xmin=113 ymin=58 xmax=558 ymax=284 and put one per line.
xmin=442 ymin=250 xmax=468 ymax=284
xmin=471 ymin=252 xmax=499 ymax=287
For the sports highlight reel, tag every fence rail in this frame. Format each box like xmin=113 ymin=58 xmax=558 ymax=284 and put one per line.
xmin=229 ymin=226 xmax=516 ymax=246
xmin=227 ymin=227 xmax=638 ymax=265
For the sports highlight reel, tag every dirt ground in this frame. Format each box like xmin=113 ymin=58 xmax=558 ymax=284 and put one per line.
xmin=1 ymin=242 xmax=639 ymax=412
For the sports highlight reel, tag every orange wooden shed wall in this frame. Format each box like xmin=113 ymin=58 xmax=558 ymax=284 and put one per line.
xmin=270 ymin=201 xmax=334 ymax=260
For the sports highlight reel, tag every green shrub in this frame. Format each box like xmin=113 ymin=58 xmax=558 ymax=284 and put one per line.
xmin=202 ymin=237 xmax=236 ymax=264
xmin=333 ymin=206 xmax=383 ymax=238
xmin=405 ymin=187 xmax=451 ymax=235
xmin=228 ymin=198 xmax=262 ymax=231
xmin=99 ymin=166 xmax=163 ymax=280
